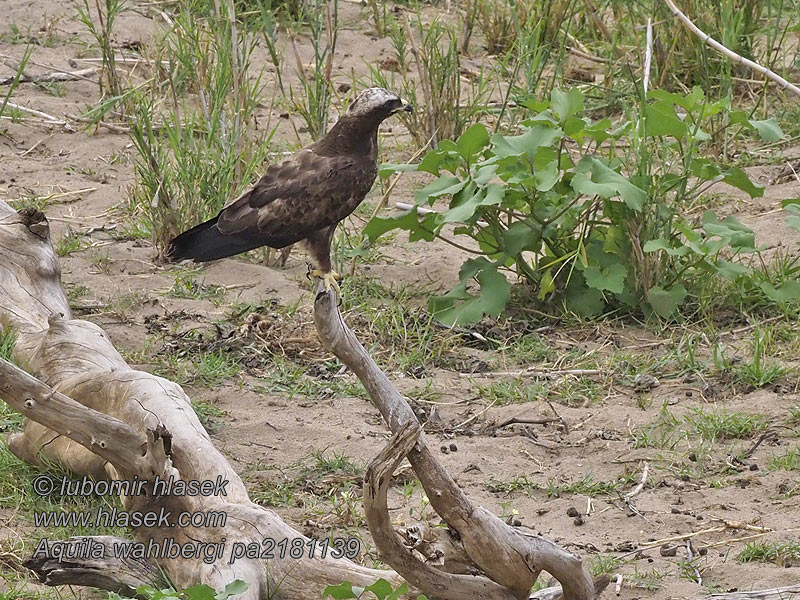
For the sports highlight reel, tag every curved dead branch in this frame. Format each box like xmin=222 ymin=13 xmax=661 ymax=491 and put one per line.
xmin=363 ymin=422 xmax=521 ymax=600
xmin=313 ymin=288 xmax=599 ymax=600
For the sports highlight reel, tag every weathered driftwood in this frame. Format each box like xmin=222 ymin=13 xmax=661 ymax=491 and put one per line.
xmin=0 ymin=200 xmax=603 ymax=600
xmin=23 ymin=536 xmax=166 ymax=595
xmin=314 ymin=288 xmax=601 ymax=600
xmin=0 ymin=203 xmax=402 ymax=599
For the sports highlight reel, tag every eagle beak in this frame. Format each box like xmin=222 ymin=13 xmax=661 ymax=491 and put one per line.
xmin=393 ymin=100 xmax=413 ymax=114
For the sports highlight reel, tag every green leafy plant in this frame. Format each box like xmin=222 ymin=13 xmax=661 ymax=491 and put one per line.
xmin=108 ymin=579 xmax=248 ymax=600
xmin=76 ymin=0 xmax=127 ymax=98
xmin=323 ymin=578 xmax=426 ymax=600
xmin=287 ymin=0 xmax=338 ymax=141
xmin=367 ymin=87 xmax=789 ymax=325
xmin=370 ymin=13 xmax=493 ymax=147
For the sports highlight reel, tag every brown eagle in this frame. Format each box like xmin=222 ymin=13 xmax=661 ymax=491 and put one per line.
xmin=166 ymin=88 xmax=412 ymax=293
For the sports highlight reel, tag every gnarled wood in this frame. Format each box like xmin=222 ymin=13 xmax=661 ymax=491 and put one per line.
xmin=23 ymin=536 xmax=166 ymax=596
xmin=313 ymin=288 xmax=599 ymax=600
xmin=0 ymin=202 xmax=402 ymax=599
xmin=0 ymin=198 xmax=602 ymax=600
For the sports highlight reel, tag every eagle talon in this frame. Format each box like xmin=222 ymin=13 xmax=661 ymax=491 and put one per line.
xmin=308 ymin=269 xmax=342 ymax=296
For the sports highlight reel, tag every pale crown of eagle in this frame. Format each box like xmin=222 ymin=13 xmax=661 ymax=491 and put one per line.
xmin=166 ymin=87 xmax=412 ymax=294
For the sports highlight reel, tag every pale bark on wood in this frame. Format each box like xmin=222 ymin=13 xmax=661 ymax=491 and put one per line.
xmin=0 ymin=203 xmax=401 ymax=599
xmin=23 ymin=536 xmax=166 ymax=595
xmin=0 ymin=200 xmax=602 ymax=600
xmin=314 ymin=288 xmax=600 ymax=600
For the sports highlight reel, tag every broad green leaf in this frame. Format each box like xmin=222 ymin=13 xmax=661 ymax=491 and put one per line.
xmin=520 ymin=98 xmax=549 ymax=112
xmin=183 ymin=585 xmax=216 ymax=600
xmin=385 ymin=582 xmax=410 ymax=600
xmin=748 ymin=118 xmax=783 ymax=141
xmin=379 ymin=162 xmax=418 ymax=178
xmin=217 ymin=580 xmax=249 ymax=600
xmin=563 ymin=116 xmax=588 ymax=140
xmin=503 ymin=220 xmax=541 ymax=255
xmin=364 ymin=208 xmax=437 ymax=242
xmin=550 ymin=88 xmax=584 ymax=123
xmin=644 ymin=102 xmax=687 ymax=138
xmin=647 ymin=284 xmax=687 ymax=317
xmin=720 ymin=166 xmax=764 ymax=198
xmin=323 ymin=581 xmax=362 ymax=599
xmin=642 ymin=239 xmax=690 ymax=256
xmin=730 ymin=112 xmax=785 ymax=141
xmin=785 ymin=204 xmax=800 ymax=233
xmin=430 ymin=259 xmax=510 ymax=325
xmin=583 ymin=263 xmax=627 ymax=293
xmin=701 ymin=211 xmax=756 ymax=250
xmin=713 ymin=259 xmax=751 ymax=280
xmin=417 ymin=148 xmax=461 ymax=175
xmin=572 ymin=157 xmax=646 ymax=210
xmin=564 ymin=282 xmax=605 ymax=317
xmin=787 ymin=215 xmax=800 ymax=233
xmin=474 ymin=159 xmax=499 ymax=185
xmin=648 ymin=87 xmax=704 ymax=111
xmin=534 ymin=159 xmax=560 ymax=192
xmin=456 ymin=123 xmax=490 ymax=161
xmin=443 ymin=184 xmax=504 ymax=223
xmin=414 ymin=175 xmax=465 ymax=205
xmin=491 ymin=125 xmax=562 ymax=159
xmin=759 ymin=281 xmax=800 ymax=304
xmin=363 ymin=579 xmax=395 ymax=599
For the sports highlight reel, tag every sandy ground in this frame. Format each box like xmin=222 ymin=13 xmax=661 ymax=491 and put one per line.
xmin=1 ymin=1 xmax=799 ymax=599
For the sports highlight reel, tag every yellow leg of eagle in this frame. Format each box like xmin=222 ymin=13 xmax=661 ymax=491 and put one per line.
xmin=308 ymin=268 xmax=342 ymax=295
xmin=303 ymin=226 xmax=341 ymax=296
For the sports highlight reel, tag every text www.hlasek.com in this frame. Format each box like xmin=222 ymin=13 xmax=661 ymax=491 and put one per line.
xmin=34 ymin=505 xmax=227 ymax=528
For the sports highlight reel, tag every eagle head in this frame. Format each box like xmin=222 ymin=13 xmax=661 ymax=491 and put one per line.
xmin=345 ymin=87 xmax=413 ymax=120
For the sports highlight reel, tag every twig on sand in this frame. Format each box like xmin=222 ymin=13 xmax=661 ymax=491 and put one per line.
xmin=641 ymin=520 xmax=774 ymax=548
xmin=0 ymin=67 xmax=97 ymax=86
xmin=4 ymin=102 xmax=63 ymax=123
xmin=66 ymin=113 xmax=130 ymax=133
xmin=494 ymin=416 xmax=562 ymax=430
xmin=623 ymin=461 xmax=649 ymax=518
xmin=662 ymin=0 xmax=800 ymax=97
xmin=624 ymin=462 xmax=649 ymax=501
xmin=454 ymin=399 xmax=497 ymax=430
xmin=461 ymin=368 xmax=602 ymax=379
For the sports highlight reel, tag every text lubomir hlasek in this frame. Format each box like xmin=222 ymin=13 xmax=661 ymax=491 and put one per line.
xmin=47 ymin=475 xmax=229 ymax=497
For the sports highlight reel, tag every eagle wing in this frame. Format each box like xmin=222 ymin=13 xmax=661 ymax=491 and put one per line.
xmin=215 ymin=149 xmax=377 ymax=249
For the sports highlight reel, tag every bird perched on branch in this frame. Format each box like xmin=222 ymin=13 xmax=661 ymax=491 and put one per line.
xmin=166 ymin=88 xmax=412 ymax=294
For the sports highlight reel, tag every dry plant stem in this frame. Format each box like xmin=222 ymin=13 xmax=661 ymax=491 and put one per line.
xmin=4 ymin=101 xmax=63 ymax=122
xmin=0 ymin=202 xmax=403 ymax=599
xmin=313 ymin=287 xmax=598 ymax=600
xmin=461 ymin=369 xmax=602 ymax=379
xmin=662 ymin=0 xmax=800 ymax=97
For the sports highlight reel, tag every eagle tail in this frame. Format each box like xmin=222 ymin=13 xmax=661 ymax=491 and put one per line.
xmin=166 ymin=216 xmax=263 ymax=263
